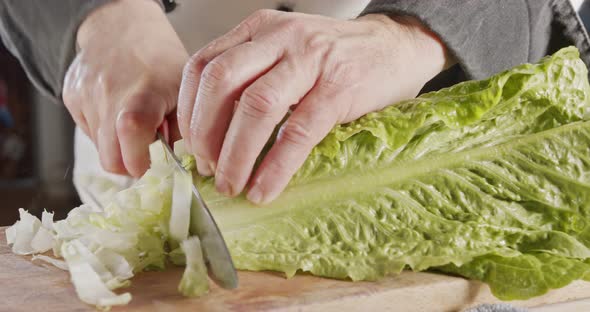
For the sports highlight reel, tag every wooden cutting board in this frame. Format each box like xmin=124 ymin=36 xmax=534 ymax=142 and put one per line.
xmin=2 ymin=228 xmax=590 ymax=312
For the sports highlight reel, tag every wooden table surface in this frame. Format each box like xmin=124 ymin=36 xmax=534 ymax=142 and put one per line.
xmin=2 ymin=227 xmax=590 ymax=312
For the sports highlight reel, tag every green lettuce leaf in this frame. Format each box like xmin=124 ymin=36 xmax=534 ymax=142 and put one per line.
xmin=8 ymin=47 xmax=590 ymax=307
xmin=195 ymin=46 xmax=590 ymax=298
xmin=438 ymin=253 xmax=590 ymax=300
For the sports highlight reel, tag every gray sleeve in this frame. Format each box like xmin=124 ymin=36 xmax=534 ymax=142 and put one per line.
xmin=0 ymin=1 xmax=112 ymax=101
xmin=360 ymin=0 xmax=590 ymax=81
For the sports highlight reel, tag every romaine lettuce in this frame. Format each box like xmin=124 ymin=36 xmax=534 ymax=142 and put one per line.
xmin=6 ymin=46 xmax=590 ymax=307
xmin=199 ymin=46 xmax=590 ymax=299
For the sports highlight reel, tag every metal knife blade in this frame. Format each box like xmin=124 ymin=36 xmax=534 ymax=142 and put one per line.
xmin=157 ymin=132 xmax=238 ymax=289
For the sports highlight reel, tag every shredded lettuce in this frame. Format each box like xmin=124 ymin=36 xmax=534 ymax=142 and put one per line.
xmin=6 ymin=47 xmax=590 ymax=307
xmin=5 ymin=221 xmax=16 ymax=245
xmin=32 ymin=254 xmax=69 ymax=271
xmin=6 ymin=145 xmax=181 ymax=308
xmin=30 ymin=226 xmax=54 ymax=253
xmin=169 ymin=170 xmax=193 ymax=244
xmin=8 ymin=209 xmax=55 ymax=255
xmin=41 ymin=210 xmax=54 ymax=230
xmin=169 ymin=246 xmax=186 ymax=266
xmin=178 ymin=236 xmax=209 ymax=297
xmin=61 ymin=239 xmax=132 ymax=307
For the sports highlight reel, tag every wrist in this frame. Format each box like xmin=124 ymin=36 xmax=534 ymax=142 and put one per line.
xmin=77 ymin=0 xmax=165 ymax=49
xmin=359 ymin=14 xmax=456 ymax=84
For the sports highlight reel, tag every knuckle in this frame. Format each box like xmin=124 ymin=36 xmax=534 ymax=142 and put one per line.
xmin=116 ymin=109 xmax=149 ymax=136
xmin=201 ymin=60 xmax=231 ymax=89
xmin=304 ymin=34 xmax=333 ymax=57
xmin=330 ymin=60 xmax=352 ymax=76
xmin=239 ymin=83 xmax=279 ymax=119
xmin=278 ymin=119 xmax=314 ymax=147
xmin=282 ymin=18 xmax=306 ymax=35
xmin=320 ymin=61 xmax=354 ymax=87
xmin=184 ymin=52 xmax=208 ymax=78
xmin=241 ymin=9 xmax=278 ymax=36
xmin=249 ymin=9 xmax=275 ymax=24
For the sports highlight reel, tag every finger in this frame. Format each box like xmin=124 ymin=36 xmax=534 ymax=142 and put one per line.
xmin=214 ymin=56 xmax=317 ymax=196
xmin=116 ymin=92 xmax=168 ymax=177
xmin=97 ymin=119 xmax=127 ymax=174
xmin=190 ymin=40 xmax=283 ymax=177
xmin=177 ymin=9 xmax=274 ymax=151
xmin=247 ymin=84 xmax=342 ymax=204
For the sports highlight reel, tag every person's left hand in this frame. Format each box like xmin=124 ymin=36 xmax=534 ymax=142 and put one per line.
xmin=178 ymin=10 xmax=452 ymax=204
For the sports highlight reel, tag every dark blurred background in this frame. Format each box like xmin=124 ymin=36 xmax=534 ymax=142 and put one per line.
xmin=0 ymin=42 xmax=79 ymax=226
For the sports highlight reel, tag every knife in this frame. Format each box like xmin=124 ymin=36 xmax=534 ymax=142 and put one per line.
xmin=157 ymin=121 xmax=238 ymax=290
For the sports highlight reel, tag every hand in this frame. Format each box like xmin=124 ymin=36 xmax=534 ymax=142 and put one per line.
xmin=178 ymin=10 xmax=451 ymax=203
xmin=63 ymin=0 xmax=188 ymax=177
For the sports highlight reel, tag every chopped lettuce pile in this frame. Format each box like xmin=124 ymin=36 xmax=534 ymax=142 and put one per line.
xmin=7 ymin=47 xmax=590 ymax=308
xmin=6 ymin=141 xmax=209 ymax=309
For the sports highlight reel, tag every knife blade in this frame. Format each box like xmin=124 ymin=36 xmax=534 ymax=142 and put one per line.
xmin=156 ymin=132 xmax=238 ymax=289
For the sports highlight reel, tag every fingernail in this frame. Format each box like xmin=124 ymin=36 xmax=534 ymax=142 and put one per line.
xmin=196 ymin=156 xmax=213 ymax=176
xmin=247 ymin=186 xmax=263 ymax=204
xmin=216 ymin=175 xmax=233 ymax=196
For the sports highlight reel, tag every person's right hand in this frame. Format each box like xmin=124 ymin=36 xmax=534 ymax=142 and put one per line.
xmin=63 ymin=0 xmax=188 ymax=177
